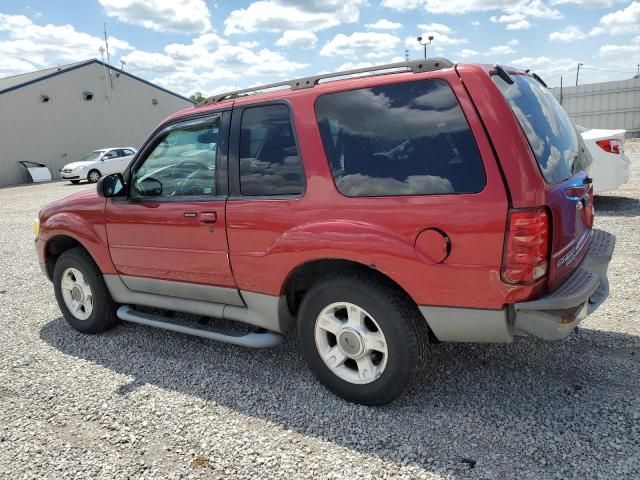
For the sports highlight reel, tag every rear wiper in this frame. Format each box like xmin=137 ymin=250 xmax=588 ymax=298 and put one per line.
xmin=530 ymin=72 xmax=548 ymax=88
xmin=493 ymin=64 xmax=513 ymax=84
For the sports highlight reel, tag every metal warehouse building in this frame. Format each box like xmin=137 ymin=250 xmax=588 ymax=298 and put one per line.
xmin=552 ymin=77 xmax=640 ymax=138
xmin=0 ymin=59 xmax=193 ymax=187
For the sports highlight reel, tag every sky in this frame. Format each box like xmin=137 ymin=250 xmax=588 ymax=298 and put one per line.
xmin=0 ymin=0 xmax=639 ymax=97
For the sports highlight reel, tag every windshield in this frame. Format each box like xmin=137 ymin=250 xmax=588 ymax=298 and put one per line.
xmin=81 ymin=151 xmax=104 ymax=162
xmin=493 ymin=74 xmax=589 ymax=184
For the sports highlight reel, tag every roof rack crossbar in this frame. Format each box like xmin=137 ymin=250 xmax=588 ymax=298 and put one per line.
xmin=201 ymin=58 xmax=454 ymax=105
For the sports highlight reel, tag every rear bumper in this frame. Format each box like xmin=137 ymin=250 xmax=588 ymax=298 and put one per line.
xmin=512 ymin=229 xmax=615 ymax=339
xmin=419 ymin=229 xmax=615 ymax=342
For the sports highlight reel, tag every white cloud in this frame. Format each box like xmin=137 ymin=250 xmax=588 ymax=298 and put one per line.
xmin=549 ymin=25 xmax=587 ymax=41
xmin=471 ymin=20 xmax=481 ymax=26
xmin=416 ymin=22 xmax=452 ymax=34
xmin=599 ymin=34 xmax=640 ymax=57
xmin=224 ymin=0 xmax=365 ymax=34
xmin=365 ymin=19 xmax=403 ymax=30
xmin=456 ymin=44 xmax=516 ymax=57
xmin=551 ymin=0 xmax=616 ymax=6
xmin=321 ymin=32 xmax=400 ymax=58
xmin=0 ymin=13 xmax=133 ymax=75
xmin=508 ymin=39 xmax=519 ymax=45
xmin=275 ymin=30 xmax=318 ymax=49
xmin=381 ymin=0 xmax=423 ymax=10
xmin=596 ymin=1 xmax=640 ymax=35
xmin=510 ymin=55 xmax=580 ymax=78
xmin=456 ymin=48 xmax=479 ymax=58
xmin=487 ymin=45 xmax=516 ymax=55
xmin=506 ymin=19 xmax=532 ymax=29
xmin=490 ymin=13 xmax=533 ymax=30
xmin=406 ymin=24 xmax=468 ymax=50
xmin=98 ymin=0 xmax=211 ymax=34
xmin=118 ymin=29 xmax=310 ymax=95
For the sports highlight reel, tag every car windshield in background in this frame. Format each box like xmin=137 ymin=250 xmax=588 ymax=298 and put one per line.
xmin=493 ymin=73 xmax=587 ymax=184
xmin=81 ymin=151 xmax=103 ymax=162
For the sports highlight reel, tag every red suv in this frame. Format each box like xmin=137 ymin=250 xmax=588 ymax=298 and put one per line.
xmin=35 ymin=60 xmax=615 ymax=405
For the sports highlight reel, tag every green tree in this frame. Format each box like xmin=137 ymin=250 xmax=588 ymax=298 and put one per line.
xmin=189 ymin=91 xmax=205 ymax=103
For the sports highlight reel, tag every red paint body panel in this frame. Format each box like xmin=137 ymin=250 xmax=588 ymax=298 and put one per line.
xmin=104 ymin=199 xmax=236 ymax=287
xmin=36 ymin=190 xmax=115 ymax=274
xmin=38 ymin=62 xmax=592 ymax=312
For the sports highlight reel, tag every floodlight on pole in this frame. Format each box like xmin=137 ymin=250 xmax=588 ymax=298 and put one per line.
xmin=417 ymin=35 xmax=434 ymax=59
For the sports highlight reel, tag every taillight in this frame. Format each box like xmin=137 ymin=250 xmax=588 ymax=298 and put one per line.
xmin=501 ymin=208 xmax=550 ymax=285
xmin=596 ymin=139 xmax=622 ymax=154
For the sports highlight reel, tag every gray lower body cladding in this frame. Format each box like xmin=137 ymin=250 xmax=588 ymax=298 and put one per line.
xmin=103 ymin=274 xmax=294 ymax=334
xmin=420 ymin=229 xmax=615 ymax=343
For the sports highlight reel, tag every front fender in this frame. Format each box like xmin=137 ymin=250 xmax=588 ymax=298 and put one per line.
xmin=38 ymin=212 xmax=116 ymax=275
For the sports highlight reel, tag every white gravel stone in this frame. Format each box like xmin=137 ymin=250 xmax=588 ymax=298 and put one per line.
xmin=0 ymin=141 xmax=639 ymax=479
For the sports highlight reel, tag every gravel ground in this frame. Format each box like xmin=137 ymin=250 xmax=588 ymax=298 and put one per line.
xmin=1 ymin=142 xmax=639 ymax=480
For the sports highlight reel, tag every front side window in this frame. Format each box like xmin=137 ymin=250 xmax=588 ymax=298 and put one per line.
xmin=131 ymin=118 xmax=219 ymax=198
xmin=315 ymin=79 xmax=486 ymax=197
xmin=239 ymin=104 xmax=305 ymax=196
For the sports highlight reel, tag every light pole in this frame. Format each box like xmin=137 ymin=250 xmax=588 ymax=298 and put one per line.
xmin=575 ymin=62 xmax=583 ymax=86
xmin=416 ymin=35 xmax=434 ymax=59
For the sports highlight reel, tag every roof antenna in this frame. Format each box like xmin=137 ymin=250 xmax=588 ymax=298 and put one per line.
xmin=104 ymin=22 xmax=113 ymax=88
xmin=98 ymin=45 xmax=111 ymax=101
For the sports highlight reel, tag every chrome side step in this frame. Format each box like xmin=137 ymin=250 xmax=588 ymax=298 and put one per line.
xmin=116 ymin=306 xmax=284 ymax=348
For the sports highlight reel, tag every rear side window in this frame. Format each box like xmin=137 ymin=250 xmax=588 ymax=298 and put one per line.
xmin=493 ymin=74 xmax=586 ymax=184
xmin=315 ymin=79 xmax=486 ymax=197
xmin=239 ymin=104 xmax=305 ymax=196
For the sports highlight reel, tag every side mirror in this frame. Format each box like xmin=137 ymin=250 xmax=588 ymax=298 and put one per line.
xmin=97 ymin=173 xmax=125 ymax=198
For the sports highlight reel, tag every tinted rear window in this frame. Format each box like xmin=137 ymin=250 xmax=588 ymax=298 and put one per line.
xmin=493 ymin=74 xmax=586 ymax=184
xmin=315 ymin=79 xmax=486 ymax=197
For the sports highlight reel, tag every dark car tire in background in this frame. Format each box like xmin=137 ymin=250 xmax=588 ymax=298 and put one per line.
xmin=70 ymin=180 xmax=81 ymax=184
xmin=297 ymin=270 xmax=429 ymax=405
xmin=87 ymin=170 xmax=101 ymax=183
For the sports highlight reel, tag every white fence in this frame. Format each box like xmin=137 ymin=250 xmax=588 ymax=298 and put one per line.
xmin=551 ymin=77 xmax=640 ymax=137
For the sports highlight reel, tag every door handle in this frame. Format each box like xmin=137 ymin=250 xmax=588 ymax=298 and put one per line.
xmin=199 ymin=212 xmax=217 ymax=224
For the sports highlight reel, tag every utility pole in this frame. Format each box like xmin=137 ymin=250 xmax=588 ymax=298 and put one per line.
xmin=560 ymin=76 xmax=563 ymax=105
xmin=575 ymin=62 xmax=583 ymax=87
xmin=404 ymin=49 xmax=409 ymax=62
xmin=636 ymin=64 xmax=640 ymax=78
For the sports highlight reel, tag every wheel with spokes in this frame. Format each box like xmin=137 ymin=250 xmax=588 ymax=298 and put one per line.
xmin=298 ymin=270 xmax=429 ymax=405
xmin=87 ymin=169 xmax=101 ymax=183
xmin=53 ymin=248 xmax=118 ymax=333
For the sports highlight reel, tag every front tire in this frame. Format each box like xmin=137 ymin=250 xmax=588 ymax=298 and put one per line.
xmin=87 ymin=169 xmax=101 ymax=183
xmin=53 ymin=248 xmax=118 ymax=334
xmin=297 ymin=270 xmax=429 ymax=405
xmin=70 ymin=180 xmax=81 ymax=184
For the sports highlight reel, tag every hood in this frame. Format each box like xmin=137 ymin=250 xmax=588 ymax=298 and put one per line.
xmin=40 ymin=188 xmax=103 ymax=222
xmin=63 ymin=160 xmax=96 ymax=170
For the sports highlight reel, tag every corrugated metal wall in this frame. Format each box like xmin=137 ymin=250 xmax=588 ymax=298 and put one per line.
xmin=552 ymin=78 xmax=640 ymax=137
xmin=0 ymin=63 xmax=193 ymax=187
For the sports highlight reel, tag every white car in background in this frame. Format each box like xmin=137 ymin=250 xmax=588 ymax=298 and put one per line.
xmin=578 ymin=126 xmax=630 ymax=194
xmin=61 ymin=147 xmax=137 ymax=184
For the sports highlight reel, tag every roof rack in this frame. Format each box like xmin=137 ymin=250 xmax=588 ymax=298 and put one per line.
xmin=201 ymin=58 xmax=454 ymax=105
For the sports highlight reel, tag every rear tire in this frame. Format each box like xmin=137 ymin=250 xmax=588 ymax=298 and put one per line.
xmin=297 ymin=270 xmax=429 ymax=405
xmin=87 ymin=170 xmax=101 ymax=183
xmin=53 ymin=248 xmax=118 ymax=334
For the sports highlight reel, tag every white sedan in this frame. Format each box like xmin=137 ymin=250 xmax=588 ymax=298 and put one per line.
xmin=578 ymin=127 xmax=630 ymax=194
xmin=61 ymin=147 xmax=137 ymax=184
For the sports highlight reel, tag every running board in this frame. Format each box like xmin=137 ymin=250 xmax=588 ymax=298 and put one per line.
xmin=116 ymin=306 xmax=284 ymax=348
